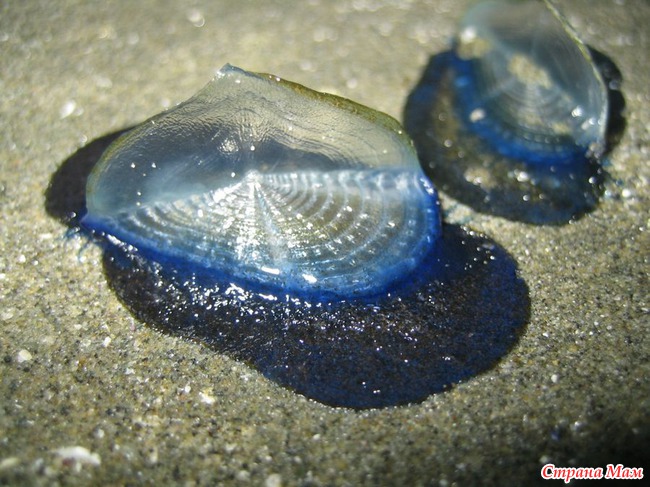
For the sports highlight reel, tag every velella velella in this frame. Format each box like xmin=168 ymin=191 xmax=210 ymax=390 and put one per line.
xmin=83 ymin=64 xmax=441 ymax=301
xmin=404 ymin=0 xmax=621 ymax=224
xmin=71 ymin=64 xmax=529 ymax=408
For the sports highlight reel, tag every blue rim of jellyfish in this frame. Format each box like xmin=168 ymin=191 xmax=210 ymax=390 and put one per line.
xmin=448 ymin=48 xmax=591 ymax=167
xmin=79 ymin=175 xmax=443 ymax=304
xmin=403 ymin=50 xmax=608 ymax=225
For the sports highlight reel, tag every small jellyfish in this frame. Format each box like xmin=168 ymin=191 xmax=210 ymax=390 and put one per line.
xmin=405 ymin=0 xmax=622 ymax=224
xmin=83 ymin=65 xmax=441 ymax=301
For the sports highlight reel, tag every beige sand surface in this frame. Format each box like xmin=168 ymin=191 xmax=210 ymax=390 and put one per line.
xmin=1 ymin=1 xmax=647 ymax=485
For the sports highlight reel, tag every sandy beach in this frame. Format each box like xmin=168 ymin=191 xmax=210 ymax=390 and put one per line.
xmin=1 ymin=1 xmax=648 ymax=484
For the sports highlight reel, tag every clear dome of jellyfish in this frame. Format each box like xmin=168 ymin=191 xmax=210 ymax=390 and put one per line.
xmin=405 ymin=0 xmax=622 ymax=224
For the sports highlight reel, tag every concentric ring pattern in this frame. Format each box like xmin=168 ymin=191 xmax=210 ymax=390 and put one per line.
xmin=452 ymin=0 xmax=608 ymax=163
xmin=83 ymin=65 xmax=441 ymax=299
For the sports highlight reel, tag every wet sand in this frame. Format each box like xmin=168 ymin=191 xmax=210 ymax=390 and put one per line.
xmin=1 ymin=1 xmax=648 ymax=485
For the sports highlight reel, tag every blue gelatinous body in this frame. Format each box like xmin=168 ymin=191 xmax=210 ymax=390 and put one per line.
xmin=452 ymin=0 xmax=608 ymax=164
xmin=404 ymin=0 xmax=614 ymax=225
xmin=83 ymin=65 xmax=440 ymax=300
xmin=74 ymin=65 xmax=529 ymax=408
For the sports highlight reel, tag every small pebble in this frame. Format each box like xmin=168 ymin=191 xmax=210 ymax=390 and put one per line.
xmin=54 ymin=446 xmax=101 ymax=470
xmin=16 ymin=349 xmax=32 ymax=363
xmin=265 ymin=473 xmax=282 ymax=487
xmin=0 ymin=457 xmax=20 ymax=471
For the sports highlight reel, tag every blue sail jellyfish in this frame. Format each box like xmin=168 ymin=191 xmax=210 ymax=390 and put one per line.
xmin=83 ymin=65 xmax=441 ymax=301
xmin=79 ymin=65 xmax=529 ymax=408
xmin=404 ymin=0 xmax=617 ymax=225
xmin=452 ymin=0 xmax=608 ymax=164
